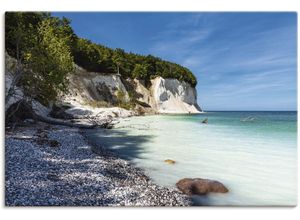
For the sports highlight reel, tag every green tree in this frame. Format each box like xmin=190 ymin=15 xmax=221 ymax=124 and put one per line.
xmin=5 ymin=12 xmax=48 ymax=59
xmin=23 ymin=17 xmax=74 ymax=104
xmin=132 ymin=63 xmax=148 ymax=79
xmin=5 ymin=12 xmax=48 ymax=104
xmin=72 ymin=38 xmax=102 ymax=72
xmin=112 ymin=48 xmax=126 ymax=75
xmin=5 ymin=13 xmax=74 ymax=105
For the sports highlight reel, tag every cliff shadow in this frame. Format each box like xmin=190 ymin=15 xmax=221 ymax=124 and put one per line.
xmin=84 ymin=128 xmax=154 ymax=162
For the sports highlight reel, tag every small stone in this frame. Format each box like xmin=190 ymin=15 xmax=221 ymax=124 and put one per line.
xmin=164 ymin=159 xmax=175 ymax=164
xmin=47 ymin=173 xmax=60 ymax=182
xmin=49 ymin=140 xmax=60 ymax=148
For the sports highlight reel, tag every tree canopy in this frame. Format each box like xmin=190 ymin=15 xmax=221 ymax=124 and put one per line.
xmin=71 ymin=39 xmax=197 ymax=87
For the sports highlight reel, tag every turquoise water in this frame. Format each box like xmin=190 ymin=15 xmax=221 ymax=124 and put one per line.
xmin=86 ymin=111 xmax=297 ymax=206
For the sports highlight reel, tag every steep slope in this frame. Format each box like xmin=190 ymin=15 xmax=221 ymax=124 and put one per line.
xmin=63 ymin=65 xmax=202 ymax=114
xmin=62 ymin=65 xmax=129 ymax=105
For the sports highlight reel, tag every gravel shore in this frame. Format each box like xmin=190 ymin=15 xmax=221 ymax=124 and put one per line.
xmin=5 ymin=122 xmax=191 ymax=206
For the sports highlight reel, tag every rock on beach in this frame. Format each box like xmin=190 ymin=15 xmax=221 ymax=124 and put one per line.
xmin=176 ymin=178 xmax=229 ymax=195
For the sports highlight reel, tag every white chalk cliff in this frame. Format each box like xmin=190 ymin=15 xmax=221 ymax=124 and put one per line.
xmin=134 ymin=77 xmax=201 ymax=113
xmin=64 ymin=65 xmax=202 ymax=114
xmin=63 ymin=65 xmax=129 ymax=104
xmin=6 ymin=54 xmax=201 ymax=119
xmin=150 ymin=77 xmax=201 ymax=114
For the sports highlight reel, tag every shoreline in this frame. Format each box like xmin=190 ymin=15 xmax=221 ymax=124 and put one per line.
xmin=5 ymin=121 xmax=191 ymax=206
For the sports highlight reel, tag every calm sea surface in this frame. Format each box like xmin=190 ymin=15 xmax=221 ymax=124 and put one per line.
xmin=86 ymin=111 xmax=297 ymax=206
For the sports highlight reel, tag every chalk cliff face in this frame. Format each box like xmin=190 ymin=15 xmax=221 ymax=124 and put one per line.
xmin=150 ymin=77 xmax=201 ymax=113
xmin=64 ymin=65 xmax=202 ymax=114
xmin=63 ymin=65 xmax=129 ymax=105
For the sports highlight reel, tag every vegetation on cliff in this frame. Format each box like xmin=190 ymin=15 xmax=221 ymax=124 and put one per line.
xmin=5 ymin=12 xmax=74 ymax=105
xmin=73 ymin=38 xmax=197 ymax=87
xmin=5 ymin=12 xmax=197 ymax=104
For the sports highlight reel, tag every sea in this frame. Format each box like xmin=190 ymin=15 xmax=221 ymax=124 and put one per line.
xmin=86 ymin=111 xmax=297 ymax=206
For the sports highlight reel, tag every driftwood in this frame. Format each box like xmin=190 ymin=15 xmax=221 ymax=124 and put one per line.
xmin=5 ymin=100 xmax=112 ymax=129
xmin=35 ymin=114 xmax=97 ymax=129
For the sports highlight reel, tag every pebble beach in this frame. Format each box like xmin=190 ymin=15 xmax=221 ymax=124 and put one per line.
xmin=5 ymin=122 xmax=190 ymax=206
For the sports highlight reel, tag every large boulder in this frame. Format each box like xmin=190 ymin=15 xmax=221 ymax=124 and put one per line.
xmin=176 ymin=178 xmax=228 ymax=195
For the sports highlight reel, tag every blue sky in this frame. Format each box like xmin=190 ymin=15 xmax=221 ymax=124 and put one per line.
xmin=54 ymin=12 xmax=297 ymax=111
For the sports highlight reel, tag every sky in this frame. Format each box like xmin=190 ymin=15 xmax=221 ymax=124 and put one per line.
xmin=54 ymin=12 xmax=297 ymax=111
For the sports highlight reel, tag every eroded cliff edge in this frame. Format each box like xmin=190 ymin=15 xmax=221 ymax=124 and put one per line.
xmin=63 ymin=65 xmax=202 ymax=114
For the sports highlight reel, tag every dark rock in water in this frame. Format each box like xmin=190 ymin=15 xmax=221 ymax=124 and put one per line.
xmin=176 ymin=178 xmax=228 ymax=195
xmin=201 ymin=118 xmax=208 ymax=124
